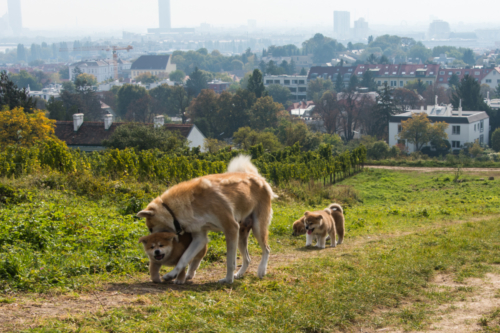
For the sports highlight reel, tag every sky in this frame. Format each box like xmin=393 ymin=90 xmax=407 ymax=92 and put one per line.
xmin=0 ymin=0 xmax=499 ymax=32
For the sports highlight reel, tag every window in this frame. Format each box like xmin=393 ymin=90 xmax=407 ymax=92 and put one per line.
xmin=439 ymin=71 xmax=445 ymax=75
xmin=429 ymin=72 xmax=434 ymax=74
xmin=378 ymin=81 xmax=381 ymax=85
xmin=448 ymin=72 xmax=452 ymax=75
xmin=486 ymin=79 xmax=491 ymax=83
xmin=456 ymin=71 xmax=461 ymax=75
xmin=299 ymin=87 xmax=307 ymax=92
xmin=410 ymin=72 xmax=415 ymax=74
xmin=284 ymin=80 xmax=290 ymax=85
xmin=452 ymin=126 xmax=461 ymax=135
xmin=480 ymin=134 xmax=484 ymax=144
xmin=402 ymin=72 xmax=406 ymax=74
xmin=360 ymin=66 xmax=364 ymax=69
xmin=289 ymin=87 xmax=297 ymax=92
xmin=400 ymin=81 xmax=404 ymax=87
xmin=266 ymin=80 xmax=273 ymax=84
xmin=299 ymin=80 xmax=305 ymax=84
xmin=390 ymin=81 xmax=397 ymax=86
xmin=385 ymin=72 xmax=389 ymax=75
xmin=452 ymin=141 xmax=461 ymax=148
xmin=480 ymin=120 xmax=484 ymax=132
xmin=465 ymin=71 xmax=469 ymax=75
xmin=274 ymin=80 xmax=280 ymax=84
xmin=475 ymin=71 xmax=480 ymax=75
xmin=439 ymin=78 xmax=444 ymax=82
xmin=392 ymin=72 xmax=397 ymax=75
xmin=358 ymin=72 xmax=363 ymax=75
xmin=292 ymin=80 xmax=298 ymax=84
xmin=398 ymin=125 xmax=402 ymax=133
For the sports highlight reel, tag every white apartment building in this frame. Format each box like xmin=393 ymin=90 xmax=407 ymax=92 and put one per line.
xmin=264 ymin=74 xmax=308 ymax=101
xmin=389 ymin=104 xmax=490 ymax=153
xmin=69 ymin=60 xmax=115 ymax=83
xmin=480 ymin=67 xmax=500 ymax=90
xmin=28 ymin=83 xmax=62 ymax=101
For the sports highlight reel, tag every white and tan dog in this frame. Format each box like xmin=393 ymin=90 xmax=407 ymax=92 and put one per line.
xmin=302 ymin=203 xmax=345 ymax=248
xmin=137 ymin=155 xmax=276 ymax=284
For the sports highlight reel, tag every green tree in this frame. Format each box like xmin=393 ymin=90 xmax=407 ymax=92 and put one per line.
xmin=187 ymin=89 xmax=221 ymax=137
xmin=462 ymin=49 xmax=475 ymax=66
xmin=299 ymin=67 xmax=307 ymax=75
xmin=102 ymin=123 xmax=186 ymax=152
xmin=408 ymin=43 xmax=431 ymax=62
xmin=451 ymin=75 xmax=490 ymax=112
xmin=135 ymin=72 xmax=158 ymax=84
xmin=58 ymin=66 xmax=70 ymax=80
xmin=169 ymin=70 xmax=185 ymax=82
xmin=496 ymin=83 xmax=500 ymax=98
xmin=247 ymin=69 xmax=266 ymax=98
xmin=348 ymin=75 xmax=359 ymax=91
xmin=307 ymin=78 xmax=334 ymax=101
xmin=186 ymin=67 xmax=208 ymax=97
xmin=404 ymin=79 xmax=427 ymax=95
xmin=372 ymin=82 xmax=397 ymax=139
xmin=17 ymin=44 xmax=27 ymax=62
xmin=448 ymin=73 xmax=460 ymax=90
xmin=0 ymin=71 xmax=36 ymax=112
xmin=9 ymin=70 xmax=43 ymax=91
xmin=266 ymin=84 xmax=292 ymax=105
xmin=398 ymin=113 xmax=449 ymax=151
xmin=149 ymin=84 xmax=173 ymax=116
xmin=74 ymin=73 xmax=97 ymax=88
xmin=491 ymin=128 xmax=500 ymax=152
xmin=250 ymin=96 xmax=283 ymax=130
xmin=116 ymin=84 xmax=149 ymax=119
xmin=46 ymin=97 xmax=66 ymax=120
xmin=360 ymin=70 xmax=377 ymax=91
xmin=233 ymin=127 xmax=281 ymax=152
xmin=335 ymin=73 xmax=344 ymax=92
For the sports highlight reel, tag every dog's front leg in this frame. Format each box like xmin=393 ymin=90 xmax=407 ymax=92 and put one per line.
xmin=163 ymin=232 xmax=208 ymax=282
xmin=219 ymin=221 xmax=239 ymax=284
xmin=305 ymin=233 xmax=313 ymax=247
xmin=149 ymin=261 xmax=162 ymax=283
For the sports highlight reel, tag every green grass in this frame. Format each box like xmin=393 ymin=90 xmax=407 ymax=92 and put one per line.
xmin=1 ymin=168 xmax=500 ymax=331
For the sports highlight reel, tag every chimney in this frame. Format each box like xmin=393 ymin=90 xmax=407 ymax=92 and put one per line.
xmin=73 ymin=113 xmax=84 ymax=132
xmin=420 ymin=105 xmax=424 ymax=111
xmin=487 ymin=91 xmax=490 ymax=102
xmin=458 ymin=99 xmax=463 ymax=117
xmin=435 ymin=95 xmax=438 ymax=107
xmin=104 ymin=114 xmax=113 ymax=130
xmin=154 ymin=115 xmax=165 ymax=129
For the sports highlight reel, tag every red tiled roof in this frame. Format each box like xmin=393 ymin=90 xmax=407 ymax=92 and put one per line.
xmin=55 ymin=121 xmax=193 ymax=146
xmin=436 ymin=68 xmax=493 ymax=84
xmin=353 ymin=64 xmax=440 ymax=77
xmin=287 ymin=100 xmax=315 ymax=112
xmin=308 ymin=66 xmax=355 ymax=80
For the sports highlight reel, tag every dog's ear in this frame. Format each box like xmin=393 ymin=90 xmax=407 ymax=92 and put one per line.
xmin=324 ymin=208 xmax=332 ymax=215
xmin=138 ymin=235 xmax=148 ymax=244
xmin=137 ymin=210 xmax=155 ymax=218
xmin=171 ymin=235 xmax=179 ymax=242
xmin=304 ymin=211 xmax=310 ymax=216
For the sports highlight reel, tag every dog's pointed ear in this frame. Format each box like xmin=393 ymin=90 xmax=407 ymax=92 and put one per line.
xmin=137 ymin=210 xmax=154 ymax=218
xmin=138 ymin=236 xmax=148 ymax=244
xmin=173 ymin=235 xmax=179 ymax=242
xmin=304 ymin=211 xmax=310 ymax=216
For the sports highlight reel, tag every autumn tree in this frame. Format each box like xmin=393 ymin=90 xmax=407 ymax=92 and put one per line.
xmin=232 ymin=127 xmax=281 ymax=152
xmin=134 ymin=72 xmax=159 ymax=84
xmin=0 ymin=107 xmax=57 ymax=148
xmin=314 ymin=91 xmax=340 ymax=134
xmin=249 ymin=96 xmax=283 ymax=130
xmin=307 ymin=78 xmax=334 ymax=101
xmin=393 ymin=88 xmax=422 ymax=112
xmin=398 ymin=113 xmax=448 ymax=151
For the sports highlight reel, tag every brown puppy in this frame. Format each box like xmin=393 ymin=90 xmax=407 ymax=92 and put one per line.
xmin=292 ymin=217 xmax=306 ymax=236
xmin=304 ymin=209 xmax=336 ymax=249
xmin=327 ymin=203 xmax=345 ymax=245
xmin=139 ymin=232 xmax=208 ymax=284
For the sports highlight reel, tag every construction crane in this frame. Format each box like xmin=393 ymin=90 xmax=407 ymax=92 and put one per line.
xmin=59 ymin=45 xmax=133 ymax=80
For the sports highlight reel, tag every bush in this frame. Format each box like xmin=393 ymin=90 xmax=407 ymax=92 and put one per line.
xmin=367 ymin=141 xmax=390 ymax=160
xmin=491 ymin=128 xmax=500 ymax=152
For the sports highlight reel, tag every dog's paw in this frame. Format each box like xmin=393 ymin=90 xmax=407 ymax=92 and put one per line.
xmin=234 ymin=272 xmax=245 ymax=279
xmin=162 ymin=272 xmax=177 ymax=281
xmin=186 ymin=272 xmax=195 ymax=281
xmin=152 ymin=278 xmax=162 ymax=283
xmin=218 ymin=277 xmax=234 ymax=284
xmin=174 ymin=279 xmax=185 ymax=285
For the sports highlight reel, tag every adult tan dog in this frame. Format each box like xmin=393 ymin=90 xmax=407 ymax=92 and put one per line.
xmin=139 ymin=232 xmax=207 ymax=284
xmin=137 ymin=155 xmax=276 ymax=284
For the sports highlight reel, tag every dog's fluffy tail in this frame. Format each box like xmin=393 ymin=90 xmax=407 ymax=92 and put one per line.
xmin=227 ymin=155 xmax=278 ymax=200
xmin=227 ymin=154 xmax=260 ymax=175
xmin=329 ymin=203 xmax=343 ymax=214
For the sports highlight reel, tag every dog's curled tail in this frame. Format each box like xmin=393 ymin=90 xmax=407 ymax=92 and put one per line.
xmin=227 ymin=154 xmax=260 ymax=175
xmin=329 ymin=203 xmax=343 ymax=214
xmin=227 ymin=155 xmax=278 ymax=200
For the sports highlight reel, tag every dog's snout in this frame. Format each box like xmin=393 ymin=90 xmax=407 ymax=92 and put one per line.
xmin=154 ymin=249 xmax=161 ymax=255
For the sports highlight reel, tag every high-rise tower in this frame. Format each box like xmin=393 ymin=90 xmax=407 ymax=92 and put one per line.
xmin=158 ymin=0 xmax=171 ymax=31
xmin=333 ymin=11 xmax=350 ymax=39
xmin=8 ymin=0 xmax=23 ymax=34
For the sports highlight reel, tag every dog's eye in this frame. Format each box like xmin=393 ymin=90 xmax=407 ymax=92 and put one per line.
xmin=159 ymin=245 xmax=163 ymax=247
xmin=150 ymin=246 xmax=154 ymax=249
xmin=148 ymin=228 xmax=153 ymax=233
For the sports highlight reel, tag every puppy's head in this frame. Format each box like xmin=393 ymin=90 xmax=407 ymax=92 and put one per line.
xmin=292 ymin=217 xmax=306 ymax=236
xmin=303 ymin=211 xmax=324 ymax=235
xmin=137 ymin=197 xmax=174 ymax=234
xmin=139 ymin=232 xmax=178 ymax=261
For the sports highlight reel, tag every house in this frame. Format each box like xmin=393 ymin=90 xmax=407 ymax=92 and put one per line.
xmin=353 ymin=64 xmax=440 ymax=88
xmin=436 ymin=68 xmax=494 ymax=88
xmin=263 ymin=74 xmax=308 ymax=101
xmin=69 ymin=60 xmax=115 ymax=83
xmin=287 ymin=100 xmax=315 ymax=112
xmin=55 ymin=114 xmax=206 ymax=152
xmin=308 ymin=66 xmax=355 ymax=87
xmin=130 ymin=55 xmax=176 ymax=80
xmin=480 ymin=67 xmax=500 ymax=90
xmin=208 ymin=80 xmax=231 ymax=94
xmin=28 ymin=83 xmax=62 ymax=101
xmin=433 ymin=54 xmax=455 ymax=65
xmin=388 ymin=103 xmax=490 ymax=153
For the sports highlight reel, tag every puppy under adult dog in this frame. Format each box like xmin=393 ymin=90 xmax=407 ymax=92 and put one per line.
xmin=137 ymin=155 xmax=276 ymax=284
xmin=303 ymin=209 xmax=337 ymax=249
xmin=327 ymin=203 xmax=345 ymax=245
xmin=139 ymin=232 xmax=208 ymax=284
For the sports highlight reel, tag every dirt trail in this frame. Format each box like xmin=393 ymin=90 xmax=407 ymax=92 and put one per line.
xmin=1 ymin=215 xmax=499 ymax=332
xmin=367 ymin=165 xmax=500 ymax=173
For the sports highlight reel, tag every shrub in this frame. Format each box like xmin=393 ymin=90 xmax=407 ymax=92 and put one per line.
xmin=491 ymin=128 xmax=500 ymax=152
xmin=367 ymin=141 xmax=390 ymax=160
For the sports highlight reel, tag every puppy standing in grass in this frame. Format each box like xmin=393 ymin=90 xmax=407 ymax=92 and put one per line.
xmin=139 ymin=232 xmax=207 ymax=284
xmin=137 ymin=155 xmax=276 ymax=284
xmin=301 ymin=203 xmax=345 ymax=248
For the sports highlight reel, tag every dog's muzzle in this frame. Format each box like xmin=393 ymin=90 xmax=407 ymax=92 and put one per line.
xmin=306 ymin=226 xmax=315 ymax=235
xmin=154 ymin=250 xmax=165 ymax=261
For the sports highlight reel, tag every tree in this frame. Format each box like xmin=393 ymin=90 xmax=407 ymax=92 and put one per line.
xmin=203 ymin=138 xmax=228 ymax=153
xmin=368 ymin=35 xmax=374 ymax=44
xmin=393 ymin=88 xmax=421 ymax=112
xmin=422 ymin=84 xmax=449 ymax=105
xmin=348 ymin=75 xmax=359 ymax=91
xmin=46 ymin=97 xmax=66 ymax=120
xmin=398 ymin=113 xmax=448 ymax=151
xmin=17 ymin=44 xmax=26 ymax=62
xmin=102 ymin=123 xmax=186 ymax=152
xmin=307 ymin=78 xmax=334 ymax=101
xmin=0 ymin=107 xmax=57 ymax=148
xmin=187 ymin=89 xmax=221 ymax=137
xmin=233 ymin=127 xmax=281 ymax=152
xmin=135 ymin=72 xmax=159 ymax=84
xmin=250 ymin=96 xmax=283 ymax=130
xmin=451 ymin=75 xmax=490 ymax=112
xmin=9 ymin=70 xmax=43 ymax=91
xmin=462 ymin=49 xmax=475 ymax=66
xmin=74 ymin=73 xmax=97 ymax=88
xmin=169 ymin=86 xmax=191 ymax=117
xmin=360 ymin=70 xmax=377 ymax=91
xmin=337 ymin=91 xmax=375 ymax=141
xmin=266 ymin=84 xmax=292 ymax=105
xmin=367 ymin=53 xmax=377 ymax=64
xmin=496 ymin=84 xmax=500 ymax=98
xmin=116 ymin=84 xmax=149 ymax=119
xmin=149 ymin=84 xmax=173 ymax=116
xmin=299 ymin=68 xmax=307 ymax=75
xmin=335 ymin=73 xmax=344 ymax=92
xmin=379 ymin=55 xmax=390 ymax=64
xmin=247 ymin=69 xmax=266 ymax=98
xmin=405 ymin=79 xmax=427 ymax=95
xmin=169 ymin=70 xmax=186 ymax=82
xmin=0 ymin=71 xmax=36 ymax=112
xmin=408 ymin=43 xmax=431 ymax=62
xmin=314 ymin=91 xmax=340 ymax=134
xmin=491 ymin=128 xmax=500 ymax=152
xmin=186 ymin=67 xmax=208 ymax=97
xmin=448 ymin=73 xmax=460 ymax=90
xmin=372 ymin=82 xmax=397 ymax=139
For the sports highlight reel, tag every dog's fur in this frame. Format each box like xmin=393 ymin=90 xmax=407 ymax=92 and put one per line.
xmin=137 ymin=155 xmax=276 ymax=284
xmin=139 ymin=232 xmax=208 ymax=284
xmin=327 ymin=203 xmax=345 ymax=245
xmin=292 ymin=217 xmax=306 ymax=236
xmin=303 ymin=209 xmax=337 ymax=248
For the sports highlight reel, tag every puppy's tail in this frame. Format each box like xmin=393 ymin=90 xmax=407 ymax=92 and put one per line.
xmin=329 ymin=203 xmax=343 ymax=214
xmin=227 ymin=154 xmax=278 ymax=200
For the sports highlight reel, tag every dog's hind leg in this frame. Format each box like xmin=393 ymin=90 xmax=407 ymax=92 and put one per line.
xmin=252 ymin=207 xmax=272 ymax=279
xmin=235 ymin=224 xmax=252 ymax=279
xmin=163 ymin=232 xmax=208 ymax=282
xmin=218 ymin=215 xmax=240 ymax=284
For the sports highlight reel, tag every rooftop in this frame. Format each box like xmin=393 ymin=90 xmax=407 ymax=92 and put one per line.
xmin=131 ymin=55 xmax=171 ymax=70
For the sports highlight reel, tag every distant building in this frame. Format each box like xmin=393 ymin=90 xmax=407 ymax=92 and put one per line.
xmin=334 ymin=11 xmax=350 ymax=39
xmin=7 ymin=0 xmax=22 ymax=34
xmin=208 ymin=80 xmax=231 ymax=94
xmin=69 ymin=60 xmax=115 ymax=83
xmin=389 ymin=104 xmax=489 ymax=153
xmin=433 ymin=54 xmax=455 ymax=66
xmin=263 ymin=74 xmax=308 ymax=101
xmin=480 ymin=67 xmax=500 ymax=90
xmin=260 ymin=55 xmax=313 ymax=69
xmin=130 ymin=55 xmax=176 ymax=80
xmin=28 ymin=84 xmax=62 ymax=101
xmin=351 ymin=64 xmax=440 ymax=87
xmin=428 ymin=20 xmax=450 ymax=39
xmin=436 ymin=68 xmax=494 ymax=88
xmin=352 ymin=18 xmax=369 ymax=40
xmin=159 ymin=0 xmax=171 ymax=31
xmin=308 ymin=66 xmax=356 ymax=87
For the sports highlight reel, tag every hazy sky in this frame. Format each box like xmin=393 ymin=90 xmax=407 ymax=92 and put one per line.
xmin=0 ymin=0 xmax=498 ymax=31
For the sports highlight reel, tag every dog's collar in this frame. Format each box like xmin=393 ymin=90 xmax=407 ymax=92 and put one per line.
xmin=161 ymin=202 xmax=184 ymax=235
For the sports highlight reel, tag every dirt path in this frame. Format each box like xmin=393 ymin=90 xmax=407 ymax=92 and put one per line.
xmin=367 ymin=165 xmax=500 ymax=173
xmin=1 ymin=216 xmax=499 ymax=332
